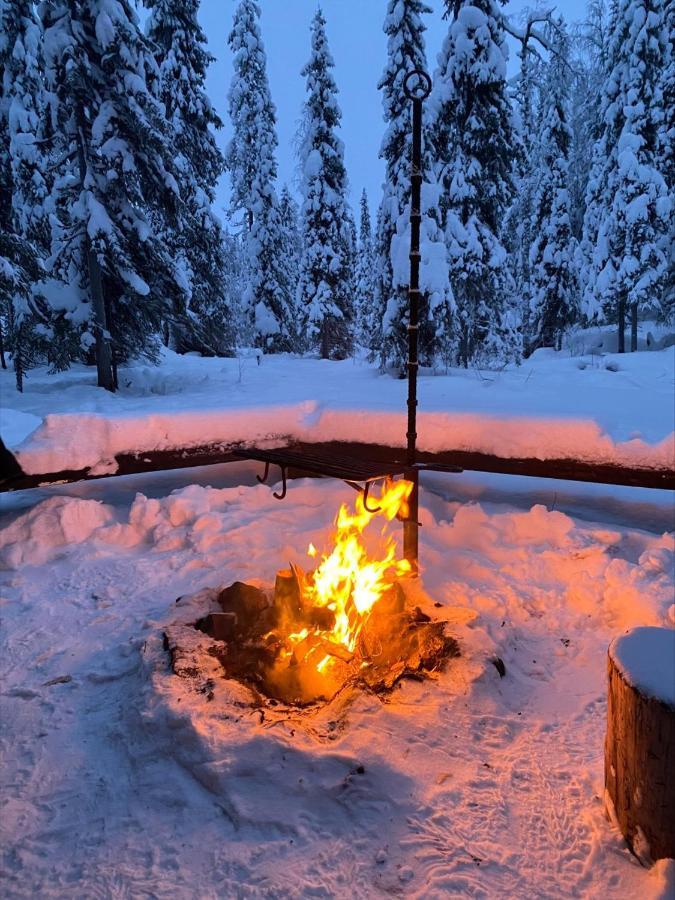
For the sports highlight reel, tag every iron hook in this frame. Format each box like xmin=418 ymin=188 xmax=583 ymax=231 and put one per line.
xmin=272 ymin=466 xmax=287 ymax=500
xmin=256 ymin=460 xmax=270 ymax=484
xmin=362 ymin=482 xmax=382 ymax=514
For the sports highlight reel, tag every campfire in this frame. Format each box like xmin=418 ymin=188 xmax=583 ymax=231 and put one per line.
xmin=166 ymin=479 xmax=458 ymax=706
xmin=159 ymin=69 xmax=461 ymax=707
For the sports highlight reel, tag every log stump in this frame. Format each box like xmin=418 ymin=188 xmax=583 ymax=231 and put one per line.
xmin=605 ymin=626 xmax=675 ymax=865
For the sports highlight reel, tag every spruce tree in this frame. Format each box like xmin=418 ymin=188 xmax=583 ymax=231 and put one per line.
xmin=503 ymin=46 xmax=543 ymax=344
xmin=296 ymin=8 xmax=353 ymax=359
xmin=222 ymin=230 xmax=252 ymax=346
xmin=146 ymin=0 xmax=232 ymax=356
xmin=527 ymin=22 xmax=578 ymax=354
xmin=657 ymin=0 xmax=674 ymax=322
xmin=277 ymin=185 xmax=302 ymax=349
xmin=578 ymin=0 xmax=621 ymax=319
xmin=375 ymin=0 xmax=451 ymax=372
xmin=584 ymin=0 xmax=670 ymax=350
xmin=0 ymin=1 xmax=49 ymax=391
xmin=431 ymin=0 xmax=521 ymax=367
xmin=344 ymin=203 xmax=359 ymax=338
xmin=354 ymin=189 xmax=375 ymax=344
xmin=568 ymin=0 xmax=611 ymax=243
xmin=226 ymin=0 xmax=295 ymax=351
xmin=660 ymin=0 xmax=674 ymax=190
xmin=42 ymin=0 xmax=184 ymax=390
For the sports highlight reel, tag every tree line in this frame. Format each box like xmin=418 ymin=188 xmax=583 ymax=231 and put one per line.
xmin=1 ymin=0 xmax=672 ymax=392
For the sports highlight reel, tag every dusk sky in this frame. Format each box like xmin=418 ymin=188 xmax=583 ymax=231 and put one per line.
xmin=197 ymin=1 xmax=590 ymax=221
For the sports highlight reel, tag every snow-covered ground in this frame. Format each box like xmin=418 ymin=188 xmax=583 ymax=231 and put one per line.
xmin=1 ymin=467 xmax=673 ymax=898
xmin=2 ymin=328 xmax=673 ymax=476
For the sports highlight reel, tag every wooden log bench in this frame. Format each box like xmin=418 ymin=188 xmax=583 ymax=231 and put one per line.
xmin=1 ymin=438 xmax=674 ymax=492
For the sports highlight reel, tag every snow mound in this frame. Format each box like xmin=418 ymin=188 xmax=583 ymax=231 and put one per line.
xmin=0 ymin=496 xmax=114 ymax=568
xmin=651 ymin=859 xmax=675 ymax=899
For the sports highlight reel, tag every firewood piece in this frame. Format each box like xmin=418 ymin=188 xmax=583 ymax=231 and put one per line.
xmin=196 ymin=613 xmax=237 ymax=642
xmin=376 ymin=582 xmax=406 ymax=618
xmin=306 ymin=605 xmax=336 ymax=631
xmin=316 ymin=638 xmax=354 ymax=664
xmin=605 ymin=627 xmax=675 ymax=865
xmin=216 ymin=582 xmax=275 ymax=639
xmin=412 ymin=606 xmax=431 ymax=623
xmin=275 ymin=568 xmax=304 ymax=623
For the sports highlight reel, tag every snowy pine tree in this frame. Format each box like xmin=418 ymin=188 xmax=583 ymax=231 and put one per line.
xmin=276 ymin=184 xmax=302 ymax=347
xmin=374 ymin=0 xmax=452 ymax=372
xmin=296 ymin=9 xmax=353 ymax=359
xmin=42 ymin=0 xmax=185 ymax=390
xmin=583 ymin=0 xmax=671 ymax=350
xmin=659 ymin=0 xmax=674 ymax=188
xmin=577 ymin=0 xmax=618 ymax=310
xmin=657 ymin=0 xmax=674 ymax=321
xmin=0 ymin=1 xmax=49 ymax=391
xmin=568 ymin=0 xmax=612 ymax=242
xmin=344 ymin=203 xmax=359 ymax=337
xmin=431 ymin=0 xmax=521 ymax=367
xmin=354 ymin=189 xmax=375 ymax=344
xmin=146 ymin=0 xmax=232 ymax=357
xmin=221 ymin=229 xmax=251 ymax=346
xmin=503 ymin=45 xmax=544 ymax=344
xmin=226 ymin=0 xmax=296 ymax=351
xmin=526 ymin=22 xmax=578 ymax=354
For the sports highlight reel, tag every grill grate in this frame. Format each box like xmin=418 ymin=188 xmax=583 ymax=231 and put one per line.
xmin=232 ymin=447 xmax=407 ymax=484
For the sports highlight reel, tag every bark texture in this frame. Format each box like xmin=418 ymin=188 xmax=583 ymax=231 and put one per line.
xmin=605 ymin=638 xmax=675 ymax=864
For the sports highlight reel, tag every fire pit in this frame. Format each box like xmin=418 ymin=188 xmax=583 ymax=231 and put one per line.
xmin=163 ymin=479 xmax=459 ymax=706
xmin=161 ymin=72 xmax=459 ymax=708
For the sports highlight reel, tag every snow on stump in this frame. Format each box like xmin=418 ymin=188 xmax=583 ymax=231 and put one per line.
xmin=605 ymin=627 xmax=675 ymax=865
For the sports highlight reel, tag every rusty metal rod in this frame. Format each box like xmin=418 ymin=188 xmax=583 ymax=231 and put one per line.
xmin=402 ymin=70 xmax=432 ymax=575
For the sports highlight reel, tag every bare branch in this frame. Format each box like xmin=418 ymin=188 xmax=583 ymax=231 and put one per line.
xmin=501 ymin=8 xmax=579 ymax=75
xmin=500 ymin=7 xmax=557 ymax=57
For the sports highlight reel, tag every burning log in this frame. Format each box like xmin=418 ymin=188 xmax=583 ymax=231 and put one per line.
xmin=315 ymin=638 xmax=354 ymax=664
xmin=274 ymin=568 xmax=303 ymax=621
xmin=194 ymin=574 xmax=458 ymax=705
xmin=177 ymin=479 xmax=460 ymax=706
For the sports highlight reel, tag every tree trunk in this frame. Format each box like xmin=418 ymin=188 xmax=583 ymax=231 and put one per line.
xmin=104 ymin=290 xmax=119 ymax=390
xmin=320 ymin=321 xmax=329 ymax=359
xmin=459 ymin=327 xmax=469 ymax=369
xmin=75 ymin=104 xmax=115 ymax=392
xmin=14 ymin=321 xmax=24 ymax=393
xmin=617 ymin=296 xmax=625 ymax=353
xmin=86 ymin=242 xmax=115 ymax=391
xmin=630 ymin=303 xmax=638 ymax=352
xmin=605 ymin=627 xmax=675 ymax=865
xmin=0 ymin=316 xmax=6 ymax=369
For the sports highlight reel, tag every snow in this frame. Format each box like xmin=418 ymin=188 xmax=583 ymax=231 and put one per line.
xmin=303 ymin=147 xmax=323 ymax=180
xmin=611 ymin=627 xmax=675 ymax=706
xmin=0 ymin=467 xmax=673 ymax=896
xmin=0 ymin=495 xmax=114 ymax=568
xmin=2 ymin=337 xmax=673 ymax=477
xmin=0 ymin=409 xmax=41 ymax=449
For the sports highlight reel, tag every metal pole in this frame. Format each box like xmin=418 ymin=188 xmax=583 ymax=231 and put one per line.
xmin=402 ymin=70 xmax=431 ymax=576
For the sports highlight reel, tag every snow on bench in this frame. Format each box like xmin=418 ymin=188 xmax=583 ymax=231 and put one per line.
xmin=1 ymin=351 xmax=673 ymax=483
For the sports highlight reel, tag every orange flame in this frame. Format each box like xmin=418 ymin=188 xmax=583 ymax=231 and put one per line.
xmin=290 ymin=479 xmax=413 ymax=671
